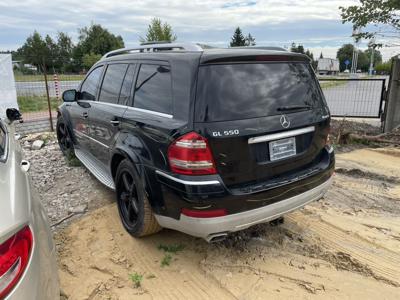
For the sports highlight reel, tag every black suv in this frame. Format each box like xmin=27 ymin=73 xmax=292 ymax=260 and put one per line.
xmin=57 ymin=43 xmax=334 ymax=242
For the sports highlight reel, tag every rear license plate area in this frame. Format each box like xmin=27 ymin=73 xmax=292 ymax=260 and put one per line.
xmin=269 ymin=137 xmax=296 ymax=161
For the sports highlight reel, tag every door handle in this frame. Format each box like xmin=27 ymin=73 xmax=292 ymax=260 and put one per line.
xmin=110 ymin=120 xmax=120 ymax=126
xmin=82 ymin=112 xmax=88 ymax=118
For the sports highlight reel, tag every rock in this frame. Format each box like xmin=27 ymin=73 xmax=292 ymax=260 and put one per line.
xmin=68 ymin=204 xmax=88 ymax=214
xmin=31 ymin=140 xmax=44 ymax=150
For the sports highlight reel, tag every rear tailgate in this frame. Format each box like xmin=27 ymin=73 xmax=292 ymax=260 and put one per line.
xmin=194 ymin=60 xmax=330 ymax=188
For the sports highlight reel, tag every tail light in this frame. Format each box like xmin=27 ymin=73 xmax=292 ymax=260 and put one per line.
xmin=168 ymin=132 xmax=217 ymax=175
xmin=0 ymin=226 xmax=33 ymax=299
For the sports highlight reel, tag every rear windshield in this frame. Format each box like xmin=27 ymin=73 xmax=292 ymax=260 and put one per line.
xmin=195 ymin=62 xmax=324 ymax=122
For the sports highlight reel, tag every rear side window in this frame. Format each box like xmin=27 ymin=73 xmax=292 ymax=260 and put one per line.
xmin=99 ymin=64 xmax=129 ymax=104
xmin=134 ymin=64 xmax=173 ymax=115
xmin=80 ymin=66 xmax=104 ymax=101
xmin=195 ymin=63 xmax=324 ymax=122
xmin=0 ymin=125 xmax=6 ymax=159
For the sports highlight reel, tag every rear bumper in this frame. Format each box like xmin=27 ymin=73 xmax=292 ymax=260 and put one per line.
xmin=155 ymin=176 xmax=332 ymax=241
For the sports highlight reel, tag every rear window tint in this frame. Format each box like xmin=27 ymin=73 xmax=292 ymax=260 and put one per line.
xmin=119 ymin=64 xmax=136 ymax=105
xmin=195 ymin=63 xmax=324 ymax=122
xmin=133 ymin=64 xmax=173 ymax=115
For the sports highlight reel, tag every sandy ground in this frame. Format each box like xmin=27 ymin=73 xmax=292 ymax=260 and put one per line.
xmin=54 ymin=147 xmax=400 ymax=300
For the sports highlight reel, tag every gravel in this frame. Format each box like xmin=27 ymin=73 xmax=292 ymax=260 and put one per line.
xmin=21 ymin=132 xmax=114 ymax=230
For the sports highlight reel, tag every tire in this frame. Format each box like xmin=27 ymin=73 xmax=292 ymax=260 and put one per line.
xmin=115 ymin=159 xmax=161 ymax=237
xmin=56 ymin=116 xmax=73 ymax=156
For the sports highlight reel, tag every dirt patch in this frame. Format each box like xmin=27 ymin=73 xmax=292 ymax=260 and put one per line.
xmin=22 ymin=133 xmax=400 ymax=299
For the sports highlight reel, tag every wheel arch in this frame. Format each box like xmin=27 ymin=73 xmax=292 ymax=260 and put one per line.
xmin=110 ymin=146 xmax=162 ymax=213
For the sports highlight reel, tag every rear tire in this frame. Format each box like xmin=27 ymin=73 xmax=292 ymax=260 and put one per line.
xmin=115 ymin=159 xmax=161 ymax=237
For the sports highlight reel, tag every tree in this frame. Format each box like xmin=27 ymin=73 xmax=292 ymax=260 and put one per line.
xmin=319 ymin=52 xmax=324 ymax=59
xmin=364 ymin=48 xmax=383 ymax=66
xmin=336 ymin=43 xmax=371 ymax=72
xmin=245 ymin=33 xmax=256 ymax=46
xmin=140 ymin=18 xmax=177 ymax=43
xmin=74 ymin=23 xmax=124 ymax=67
xmin=230 ymin=27 xmax=246 ymax=47
xmin=290 ymin=43 xmax=305 ymax=54
xmin=17 ymin=31 xmax=52 ymax=72
xmin=55 ymin=32 xmax=74 ymax=72
xmin=340 ymin=0 xmax=400 ymax=44
xmin=82 ymin=53 xmax=102 ymax=70
xmin=375 ymin=61 xmax=392 ymax=74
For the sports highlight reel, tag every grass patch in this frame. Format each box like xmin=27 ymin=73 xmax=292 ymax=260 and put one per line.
xmin=129 ymin=272 xmax=143 ymax=288
xmin=158 ymin=243 xmax=184 ymax=267
xmin=17 ymin=95 xmax=60 ymax=113
xmin=65 ymin=150 xmax=82 ymax=167
xmin=319 ymin=80 xmax=347 ymax=90
xmin=14 ymin=74 xmax=85 ymax=82
xmin=160 ymin=254 xmax=172 ymax=267
xmin=158 ymin=243 xmax=185 ymax=254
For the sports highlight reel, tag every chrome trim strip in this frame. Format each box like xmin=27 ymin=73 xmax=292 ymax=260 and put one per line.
xmin=156 ymin=170 xmax=220 ymax=186
xmin=126 ymin=107 xmax=173 ymax=119
xmin=248 ymin=126 xmax=315 ymax=144
xmin=73 ymin=129 xmax=109 ymax=149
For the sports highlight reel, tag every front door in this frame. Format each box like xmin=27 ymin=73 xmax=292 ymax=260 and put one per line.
xmin=88 ymin=63 xmax=136 ymax=168
xmin=70 ymin=65 xmax=104 ymax=150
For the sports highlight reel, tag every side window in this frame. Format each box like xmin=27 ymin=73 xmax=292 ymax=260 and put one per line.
xmin=80 ymin=66 xmax=104 ymax=100
xmin=118 ymin=64 xmax=136 ymax=105
xmin=0 ymin=125 xmax=6 ymax=158
xmin=98 ymin=64 xmax=128 ymax=104
xmin=134 ymin=64 xmax=173 ymax=115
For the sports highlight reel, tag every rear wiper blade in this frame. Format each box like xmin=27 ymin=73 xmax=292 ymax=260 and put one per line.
xmin=277 ymin=105 xmax=312 ymax=112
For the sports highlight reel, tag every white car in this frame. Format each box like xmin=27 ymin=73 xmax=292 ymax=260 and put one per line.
xmin=0 ymin=109 xmax=59 ymax=299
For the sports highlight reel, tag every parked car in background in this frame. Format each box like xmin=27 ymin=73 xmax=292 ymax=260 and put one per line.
xmin=57 ymin=43 xmax=334 ymax=242
xmin=0 ymin=109 xmax=59 ymax=300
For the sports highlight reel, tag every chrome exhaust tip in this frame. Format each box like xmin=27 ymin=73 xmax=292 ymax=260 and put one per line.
xmin=206 ymin=233 xmax=228 ymax=243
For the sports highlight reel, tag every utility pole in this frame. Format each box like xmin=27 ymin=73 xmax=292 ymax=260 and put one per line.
xmin=351 ymin=27 xmax=360 ymax=75
xmin=369 ymin=38 xmax=376 ymax=76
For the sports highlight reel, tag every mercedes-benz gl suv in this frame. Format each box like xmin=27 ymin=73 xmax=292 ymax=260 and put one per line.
xmin=57 ymin=43 xmax=334 ymax=242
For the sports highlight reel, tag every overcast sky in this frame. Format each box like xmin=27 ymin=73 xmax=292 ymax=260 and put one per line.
xmin=0 ymin=0 xmax=399 ymax=60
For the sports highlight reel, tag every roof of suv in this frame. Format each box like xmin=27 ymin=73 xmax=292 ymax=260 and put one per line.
xmin=100 ymin=43 xmax=310 ymax=64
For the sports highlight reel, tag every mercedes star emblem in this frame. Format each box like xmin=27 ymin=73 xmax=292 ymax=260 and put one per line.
xmin=280 ymin=115 xmax=290 ymax=129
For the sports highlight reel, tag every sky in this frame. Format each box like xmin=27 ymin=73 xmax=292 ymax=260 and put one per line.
xmin=0 ymin=0 xmax=399 ymax=60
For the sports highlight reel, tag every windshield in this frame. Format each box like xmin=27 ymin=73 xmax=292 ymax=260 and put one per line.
xmin=195 ymin=62 xmax=324 ymax=122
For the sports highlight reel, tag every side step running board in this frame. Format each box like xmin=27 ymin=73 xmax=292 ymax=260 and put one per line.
xmin=74 ymin=148 xmax=115 ymax=190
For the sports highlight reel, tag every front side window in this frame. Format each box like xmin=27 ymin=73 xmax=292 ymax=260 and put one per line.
xmin=134 ymin=64 xmax=173 ymax=115
xmin=80 ymin=66 xmax=104 ymax=101
xmin=98 ymin=64 xmax=129 ymax=104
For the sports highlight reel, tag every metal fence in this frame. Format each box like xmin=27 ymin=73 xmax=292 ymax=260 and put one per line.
xmin=15 ymin=72 xmax=83 ymax=132
xmin=319 ymin=78 xmax=386 ymax=118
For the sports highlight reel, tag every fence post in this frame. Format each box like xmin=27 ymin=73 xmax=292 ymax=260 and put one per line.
xmin=384 ymin=57 xmax=400 ymax=132
xmin=43 ymin=64 xmax=54 ymax=132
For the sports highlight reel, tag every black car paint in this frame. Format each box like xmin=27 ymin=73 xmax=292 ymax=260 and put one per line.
xmin=58 ymin=49 xmax=334 ymax=220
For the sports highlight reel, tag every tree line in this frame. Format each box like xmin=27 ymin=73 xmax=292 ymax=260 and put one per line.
xmin=5 ymin=8 xmax=395 ymax=75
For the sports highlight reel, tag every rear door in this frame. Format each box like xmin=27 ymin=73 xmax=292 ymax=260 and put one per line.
xmin=194 ymin=61 xmax=330 ymax=188
xmin=71 ymin=65 xmax=104 ymax=150
xmin=88 ymin=63 xmax=136 ymax=167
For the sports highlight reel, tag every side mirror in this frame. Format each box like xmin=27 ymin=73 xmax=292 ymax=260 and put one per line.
xmin=6 ymin=108 xmax=22 ymax=123
xmin=62 ymin=89 xmax=77 ymax=102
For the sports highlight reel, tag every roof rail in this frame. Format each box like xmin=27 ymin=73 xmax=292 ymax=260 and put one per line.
xmin=232 ymin=46 xmax=288 ymax=51
xmin=102 ymin=42 xmax=203 ymax=59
